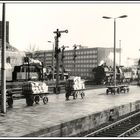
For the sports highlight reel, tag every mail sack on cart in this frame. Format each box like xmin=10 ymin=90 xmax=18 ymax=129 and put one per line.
xmin=22 ymin=81 xmax=49 ymax=94
xmin=67 ymin=76 xmax=85 ymax=90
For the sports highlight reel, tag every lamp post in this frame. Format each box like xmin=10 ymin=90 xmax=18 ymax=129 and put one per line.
xmin=103 ymin=15 xmax=127 ymax=87
xmin=119 ymin=40 xmax=121 ymax=66
xmin=48 ymin=41 xmax=54 ymax=81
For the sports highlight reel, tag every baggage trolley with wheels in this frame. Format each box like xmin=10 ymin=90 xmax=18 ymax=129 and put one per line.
xmin=106 ymin=85 xmax=120 ymax=95
xmin=22 ymin=81 xmax=49 ymax=106
xmin=65 ymin=76 xmax=85 ymax=100
xmin=119 ymin=85 xmax=129 ymax=93
xmin=106 ymin=85 xmax=129 ymax=95
xmin=24 ymin=93 xmax=49 ymax=106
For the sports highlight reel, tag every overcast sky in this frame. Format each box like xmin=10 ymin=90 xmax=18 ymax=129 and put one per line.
xmin=0 ymin=1 xmax=140 ymax=66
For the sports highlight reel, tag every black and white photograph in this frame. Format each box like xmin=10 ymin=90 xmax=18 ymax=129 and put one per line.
xmin=0 ymin=0 xmax=140 ymax=138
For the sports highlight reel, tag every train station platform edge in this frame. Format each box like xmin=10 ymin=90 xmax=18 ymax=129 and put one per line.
xmin=0 ymin=85 xmax=140 ymax=137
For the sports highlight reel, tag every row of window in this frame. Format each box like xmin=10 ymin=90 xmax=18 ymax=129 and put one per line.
xmin=65 ymin=50 xmax=97 ymax=55
xmin=65 ymin=55 xmax=97 ymax=59
xmin=43 ymin=58 xmax=97 ymax=64
xmin=64 ymin=59 xmax=97 ymax=64
xmin=65 ymin=64 xmax=96 ymax=68
xmin=35 ymin=50 xmax=98 ymax=58
xmin=37 ymin=54 xmax=97 ymax=60
xmin=74 ymin=72 xmax=92 ymax=77
xmin=67 ymin=68 xmax=93 ymax=72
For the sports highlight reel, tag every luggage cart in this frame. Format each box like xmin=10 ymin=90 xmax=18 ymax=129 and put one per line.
xmin=119 ymin=85 xmax=129 ymax=93
xmin=106 ymin=84 xmax=129 ymax=95
xmin=106 ymin=85 xmax=120 ymax=95
xmin=65 ymin=76 xmax=85 ymax=100
xmin=23 ymin=93 xmax=49 ymax=106
xmin=65 ymin=88 xmax=85 ymax=100
xmin=22 ymin=81 xmax=49 ymax=106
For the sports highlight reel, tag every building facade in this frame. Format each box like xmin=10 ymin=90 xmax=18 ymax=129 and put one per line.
xmin=26 ymin=47 xmax=120 ymax=80
xmin=0 ymin=39 xmax=25 ymax=81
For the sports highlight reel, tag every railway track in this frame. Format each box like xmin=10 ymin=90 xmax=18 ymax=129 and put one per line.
xmin=85 ymin=110 xmax=140 ymax=137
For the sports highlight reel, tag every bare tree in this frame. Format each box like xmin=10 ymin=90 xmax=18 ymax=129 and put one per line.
xmin=25 ymin=44 xmax=39 ymax=58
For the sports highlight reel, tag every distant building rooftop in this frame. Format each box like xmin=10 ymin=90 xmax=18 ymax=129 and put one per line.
xmin=0 ymin=39 xmax=18 ymax=52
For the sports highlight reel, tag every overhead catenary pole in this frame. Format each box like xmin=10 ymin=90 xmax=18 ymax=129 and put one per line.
xmin=1 ymin=3 xmax=6 ymax=114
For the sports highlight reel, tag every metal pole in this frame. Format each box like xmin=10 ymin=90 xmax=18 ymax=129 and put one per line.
xmin=119 ymin=40 xmax=121 ymax=66
xmin=74 ymin=59 xmax=76 ymax=76
xmin=55 ymin=35 xmax=59 ymax=94
xmin=28 ymin=58 xmax=30 ymax=81
xmin=114 ymin=19 xmax=116 ymax=87
xmin=61 ymin=46 xmax=65 ymax=80
xmin=1 ymin=3 xmax=6 ymax=113
xmin=52 ymin=43 xmax=54 ymax=81
xmin=53 ymin=29 xmax=68 ymax=94
xmin=73 ymin=45 xmax=76 ymax=76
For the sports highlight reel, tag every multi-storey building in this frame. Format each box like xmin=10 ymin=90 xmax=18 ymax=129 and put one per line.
xmin=26 ymin=47 xmax=120 ymax=79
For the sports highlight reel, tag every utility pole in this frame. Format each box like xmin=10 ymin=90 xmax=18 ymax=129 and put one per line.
xmin=61 ymin=45 xmax=69 ymax=80
xmin=1 ymin=3 xmax=6 ymax=114
xmin=73 ymin=44 xmax=77 ymax=76
xmin=119 ymin=40 xmax=121 ymax=66
xmin=53 ymin=29 xmax=68 ymax=94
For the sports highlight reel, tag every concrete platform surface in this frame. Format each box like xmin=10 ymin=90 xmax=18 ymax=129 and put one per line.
xmin=0 ymin=85 xmax=140 ymax=137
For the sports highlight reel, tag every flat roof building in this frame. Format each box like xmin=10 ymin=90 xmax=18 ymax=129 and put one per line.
xmin=26 ymin=47 xmax=120 ymax=80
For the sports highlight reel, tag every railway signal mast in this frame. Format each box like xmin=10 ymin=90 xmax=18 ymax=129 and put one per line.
xmin=53 ymin=29 xmax=68 ymax=94
xmin=73 ymin=44 xmax=77 ymax=76
xmin=73 ymin=44 xmax=81 ymax=76
xmin=61 ymin=45 xmax=69 ymax=80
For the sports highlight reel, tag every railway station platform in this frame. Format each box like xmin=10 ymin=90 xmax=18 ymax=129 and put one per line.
xmin=0 ymin=85 xmax=140 ymax=137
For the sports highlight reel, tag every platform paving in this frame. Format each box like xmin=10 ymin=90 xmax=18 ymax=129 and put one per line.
xmin=0 ymin=85 xmax=140 ymax=137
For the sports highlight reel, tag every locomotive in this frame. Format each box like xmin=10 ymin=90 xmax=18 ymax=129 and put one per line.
xmin=92 ymin=64 xmax=134 ymax=85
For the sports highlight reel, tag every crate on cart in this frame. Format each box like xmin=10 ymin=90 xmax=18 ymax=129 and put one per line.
xmin=65 ymin=76 xmax=85 ymax=100
xmin=22 ymin=81 xmax=49 ymax=106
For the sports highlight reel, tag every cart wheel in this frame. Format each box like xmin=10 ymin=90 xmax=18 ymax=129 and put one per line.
xmin=124 ymin=89 xmax=126 ymax=93
xmin=65 ymin=92 xmax=70 ymax=101
xmin=34 ymin=95 xmax=40 ymax=104
xmin=26 ymin=95 xmax=34 ymax=106
xmin=106 ymin=89 xmax=109 ymax=95
xmin=117 ymin=88 xmax=120 ymax=94
xmin=81 ymin=92 xmax=85 ymax=99
xmin=43 ymin=96 xmax=48 ymax=104
xmin=73 ymin=92 xmax=78 ymax=99
xmin=112 ymin=89 xmax=115 ymax=95
xmin=127 ymin=88 xmax=129 ymax=92
xmin=7 ymin=96 xmax=13 ymax=108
